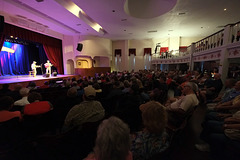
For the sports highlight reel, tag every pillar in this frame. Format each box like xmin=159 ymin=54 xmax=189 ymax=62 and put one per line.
xmin=219 ymin=25 xmax=231 ymax=83
xmin=189 ymin=43 xmax=195 ymax=71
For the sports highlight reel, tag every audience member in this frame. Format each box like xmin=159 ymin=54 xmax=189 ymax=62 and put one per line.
xmin=132 ymin=101 xmax=169 ymax=159
xmin=23 ymin=92 xmax=52 ymax=115
xmin=84 ymin=116 xmax=132 ymax=160
xmin=0 ymin=96 xmax=22 ymax=122
xmin=14 ymin=88 xmax=30 ymax=106
xmin=63 ymin=86 xmax=105 ymax=132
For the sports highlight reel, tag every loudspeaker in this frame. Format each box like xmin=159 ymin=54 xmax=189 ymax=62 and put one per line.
xmin=77 ymin=43 xmax=83 ymax=52
xmin=43 ymin=73 xmax=50 ymax=78
xmin=0 ymin=15 xmax=4 ymax=33
xmin=52 ymin=72 xmax=57 ymax=77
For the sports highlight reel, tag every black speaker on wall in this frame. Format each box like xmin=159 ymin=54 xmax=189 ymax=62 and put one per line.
xmin=0 ymin=15 xmax=4 ymax=33
xmin=77 ymin=43 xmax=83 ymax=52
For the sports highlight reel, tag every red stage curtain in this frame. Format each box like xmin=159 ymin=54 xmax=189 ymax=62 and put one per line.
xmin=144 ymin=48 xmax=151 ymax=56
xmin=0 ymin=33 xmax=6 ymax=76
xmin=129 ymin=48 xmax=136 ymax=56
xmin=43 ymin=44 xmax=63 ymax=74
xmin=115 ymin=49 xmax=122 ymax=56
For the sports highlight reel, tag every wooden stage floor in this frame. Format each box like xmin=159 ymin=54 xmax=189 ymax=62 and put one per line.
xmin=0 ymin=74 xmax=80 ymax=89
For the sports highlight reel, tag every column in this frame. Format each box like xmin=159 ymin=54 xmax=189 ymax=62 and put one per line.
xmin=189 ymin=43 xmax=195 ymax=71
xmin=219 ymin=25 xmax=231 ymax=83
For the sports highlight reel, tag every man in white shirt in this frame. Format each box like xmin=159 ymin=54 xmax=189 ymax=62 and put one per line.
xmin=14 ymin=88 xmax=30 ymax=106
xmin=167 ymin=82 xmax=199 ymax=113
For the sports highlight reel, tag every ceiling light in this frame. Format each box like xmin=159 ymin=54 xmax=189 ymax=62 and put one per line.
xmin=121 ymin=19 xmax=127 ymax=21
xmin=178 ymin=12 xmax=186 ymax=16
xmin=224 ymin=8 xmax=227 ymax=11
xmin=10 ymin=36 xmax=13 ymax=38
xmin=55 ymin=0 xmax=107 ymax=35
xmin=148 ymin=30 xmax=157 ymax=33
xmin=124 ymin=30 xmax=126 ymax=31
xmin=112 ymin=10 xmax=115 ymax=12
xmin=1 ymin=46 xmax=15 ymax=53
xmin=76 ymin=24 xmax=81 ymax=26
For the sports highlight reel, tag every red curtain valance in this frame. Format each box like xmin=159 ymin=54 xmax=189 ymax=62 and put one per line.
xmin=129 ymin=48 xmax=136 ymax=56
xmin=160 ymin=47 xmax=169 ymax=55
xmin=2 ymin=23 xmax=63 ymax=74
xmin=144 ymin=48 xmax=151 ymax=56
xmin=179 ymin=46 xmax=187 ymax=52
xmin=115 ymin=49 xmax=122 ymax=56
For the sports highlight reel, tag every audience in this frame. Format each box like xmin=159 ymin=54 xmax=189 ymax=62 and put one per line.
xmin=1 ymin=69 xmax=239 ymax=159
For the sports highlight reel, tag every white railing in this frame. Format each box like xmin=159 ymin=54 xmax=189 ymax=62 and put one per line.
xmin=194 ymin=29 xmax=224 ymax=53
xmin=230 ymin=21 xmax=240 ymax=43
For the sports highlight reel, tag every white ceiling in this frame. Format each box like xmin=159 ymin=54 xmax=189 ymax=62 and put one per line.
xmin=1 ymin=0 xmax=240 ymax=40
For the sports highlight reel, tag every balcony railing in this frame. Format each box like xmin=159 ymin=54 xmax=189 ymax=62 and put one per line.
xmin=152 ymin=46 xmax=191 ymax=60
xmin=194 ymin=29 xmax=224 ymax=53
xmin=230 ymin=21 xmax=240 ymax=43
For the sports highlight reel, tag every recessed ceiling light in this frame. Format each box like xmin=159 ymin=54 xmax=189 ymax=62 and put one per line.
xmin=112 ymin=10 xmax=115 ymax=12
xmin=76 ymin=24 xmax=81 ymax=26
xmin=121 ymin=19 xmax=127 ymax=21
xmin=87 ymin=29 xmax=89 ymax=31
xmin=178 ymin=12 xmax=186 ymax=16
xmin=124 ymin=30 xmax=126 ymax=31
xmin=129 ymin=33 xmax=133 ymax=34
xmin=147 ymin=30 xmax=157 ymax=33
xmin=224 ymin=8 xmax=227 ymax=11
xmin=201 ymin=27 xmax=203 ymax=28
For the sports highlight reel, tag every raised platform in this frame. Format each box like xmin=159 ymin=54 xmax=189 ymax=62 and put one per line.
xmin=0 ymin=74 xmax=80 ymax=89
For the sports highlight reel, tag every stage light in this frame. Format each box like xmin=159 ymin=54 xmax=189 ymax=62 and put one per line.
xmin=1 ymin=46 xmax=15 ymax=53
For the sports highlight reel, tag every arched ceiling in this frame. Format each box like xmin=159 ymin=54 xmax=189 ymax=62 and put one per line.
xmin=0 ymin=0 xmax=240 ymax=40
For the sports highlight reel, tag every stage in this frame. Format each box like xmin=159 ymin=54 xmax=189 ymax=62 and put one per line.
xmin=0 ymin=74 xmax=80 ymax=89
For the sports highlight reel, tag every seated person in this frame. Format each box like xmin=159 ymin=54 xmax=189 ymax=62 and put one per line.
xmin=63 ymin=86 xmax=105 ymax=132
xmin=14 ymin=88 xmax=30 ymax=106
xmin=84 ymin=116 xmax=132 ymax=160
xmin=196 ymin=110 xmax=240 ymax=160
xmin=200 ymin=73 xmax=223 ymax=102
xmin=166 ymin=82 xmax=199 ymax=127
xmin=23 ymin=92 xmax=53 ymax=115
xmin=132 ymin=101 xmax=169 ymax=160
xmin=166 ymin=82 xmax=199 ymax=113
xmin=0 ymin=96 xmax=22 ymax=122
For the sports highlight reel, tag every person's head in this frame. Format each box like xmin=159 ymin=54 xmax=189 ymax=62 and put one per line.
xmin=182 ymin=82 xmax=198 ymax=95
xmin=234 ymin=81 xmax=240 ymax=91
xmin=123 ymin=80 xmax=130 ymax=88
xmin=214 ymin=73 xmax=221 ymax=80
xmin=27 ymin=92 xmax=42 ymax=103
xmin=67 ymin=87 xmax=77 ymax=98
xmin=225 ymin=78 xmax=237 ymax=89
xmin=94 ymin=116 xmax=132 ymax=160
xmin=19 ymin=88 xmax=30 ymax=97
xmin=2 ymin=84 xmax=9 ymax=90
xmin=72 ymin=81 xmax=78 ymax=87
xmin=83 ymin=86 xmax=96 ymax=101
xmin=44 ymin=81 xmax=49 ymax=86
xmin=140 ymin=101 xmax=167 ymax=134
xmin=13 ymin=83 xmax=22 ymax=92
xmin=159 ymin=76 xmax=166 ymax=83
xmin=0 ymin=96 xmax=14 ymax=111
xmin=33 ymin=61 xmax=36 ymax=64
xmin=47 ymin=60 xmax=50 ymax=63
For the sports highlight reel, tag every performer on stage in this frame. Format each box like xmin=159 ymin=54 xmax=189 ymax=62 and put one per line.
xmin=44 ymin=60 xmax=53 ymax=76
xmin=31 ymin=61 xmax=40 ymax=77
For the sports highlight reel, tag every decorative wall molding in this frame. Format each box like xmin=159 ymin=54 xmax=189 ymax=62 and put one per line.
xmin=228 ymin=47 xmax=240 ymax=59
xmin=193 ymin=51 xmax=221 ymax=62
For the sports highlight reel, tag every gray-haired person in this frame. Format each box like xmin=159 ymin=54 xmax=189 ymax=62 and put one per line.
xmin=84 ymin=116 xmax=133 ymax=160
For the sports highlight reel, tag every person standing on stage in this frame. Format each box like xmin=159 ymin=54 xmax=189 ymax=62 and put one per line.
xmin=44 ymin=60 xmax=53 ymax=76
xmin=31 ymin=61 xmax=40 ymax=77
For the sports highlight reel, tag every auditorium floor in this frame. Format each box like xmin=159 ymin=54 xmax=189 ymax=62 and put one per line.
xmin=169 ymin=104 xmax=211 ymax=160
